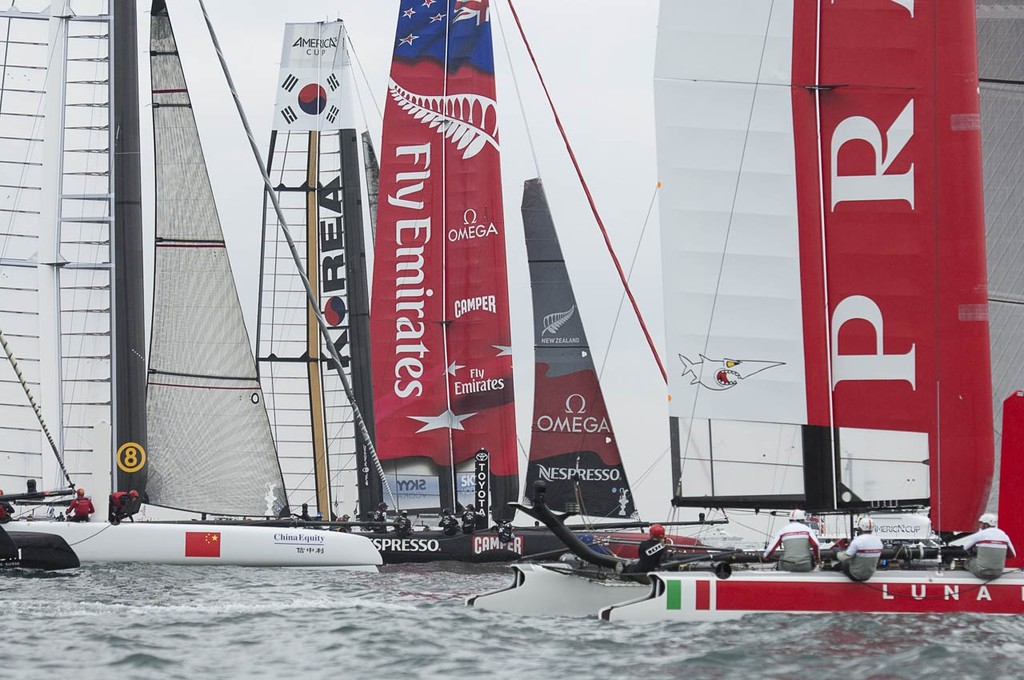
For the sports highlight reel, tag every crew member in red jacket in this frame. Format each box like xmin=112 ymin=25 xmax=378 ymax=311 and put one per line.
xmin=108 ymin=489 xmax=139 ymax=524
xmin=0 ymin=490 xmax=15 ymax=523
xmin=67 ymin=488 xmax=96 ymax=522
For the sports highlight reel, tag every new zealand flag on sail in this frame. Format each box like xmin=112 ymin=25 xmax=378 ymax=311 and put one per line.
xmin=372 ymin=0 xmax=517 ymax=519
xmin=393 ymin=0 xmax=494 ymax=73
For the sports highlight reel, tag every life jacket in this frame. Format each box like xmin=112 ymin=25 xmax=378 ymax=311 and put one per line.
xmin=497 ymin=523 xmax=513 ymax=544
xmin=969 ymin=542 xmax=1009 ymax=580
xmin=461 ymin=511 xmax=476 ymax=533
xmin=68 ymin=498 xmax=94 ymax=517
xmin=440 ymin=515 xmax=459 ymax=536
xmin=778 ymin=535 xmax=815 ymax=572
xmin=110 ymin=491 xmax=129 ymax=509
xmin=846 ymin=553 xmax=881 ymax=581
xmin=0 ymin=501 xmax=13 ymax=521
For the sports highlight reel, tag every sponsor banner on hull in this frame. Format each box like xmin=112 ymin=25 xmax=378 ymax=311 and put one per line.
xmin=371 ymin=537 xmax=442 ymax=553
xmin=661 ymin=576 xmax=1024 ymax=616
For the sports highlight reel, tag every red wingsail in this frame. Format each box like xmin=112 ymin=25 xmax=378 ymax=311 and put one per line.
xmin=791 ymin=1 xmax=992 ymax=531
xmin=371 ymin=0 xmax=517 ymax=516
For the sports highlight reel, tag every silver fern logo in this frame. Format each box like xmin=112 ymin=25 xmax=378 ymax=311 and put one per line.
xmin=542 ymin=305 xmax=576 ymax=335
xmin=388 ymin=78 xmax=499 ymax=159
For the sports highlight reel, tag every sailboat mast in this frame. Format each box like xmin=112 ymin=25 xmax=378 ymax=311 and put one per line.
xmin=111 ymin=0 xmax=148 ymax=495
xmin=304 ymin=131 xmax=333 ymax=516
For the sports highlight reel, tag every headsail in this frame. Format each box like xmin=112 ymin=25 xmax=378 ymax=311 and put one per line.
xmin=145 ymin=0 xmax=287 ymax=516
xmin=0 ymin=3 xmax=127 ymax=498
xmin=522 ymin=179 xmax=635 ymax=518
xmin=370 ymin=0 xmax=517 ymax=518
xmin=657 ymin=2 xmax=991 ymax=531
xmin=978 ymin=1 xmax=1024 ymax=493
xmin=257 ymin=21 xmax=378 ymax=520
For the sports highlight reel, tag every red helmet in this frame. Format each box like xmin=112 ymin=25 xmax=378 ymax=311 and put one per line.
xmin=76 ymin=488 xmax=86 ymax=497
xmin=129 ymin=490 xmax=139 ymax=498
xmin=650 ymin=524 xmax=665 ymax=538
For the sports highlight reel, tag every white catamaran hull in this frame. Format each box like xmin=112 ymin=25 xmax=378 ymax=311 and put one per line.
xmin=8 ymin=521 xmax=381 ymax=570
xmin=467 ymin=563 xmax=647 ymax=617
xmin=470 ymin=564 xmax=1024 ymax=620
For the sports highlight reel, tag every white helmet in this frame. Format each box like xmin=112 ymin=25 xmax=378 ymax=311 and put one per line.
xmin=858 ymin=517 xmax=875 ymax=532
xmin=789 ymin=509 xmax=806 ymax=521
xmin=978 ymin=513 xmax=998 ymax=527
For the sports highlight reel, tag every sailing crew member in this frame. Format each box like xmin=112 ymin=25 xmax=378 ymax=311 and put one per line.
xmin=497 ymin=520 xmax=514 ymax=545
xmin=763 ymin=509 xmax=819 ymax=572
xmin=372 ymin=502 xmax=389 ymax=525
xmin=108 ymin=490 xmax=139 ymax=524
xmin=298 ymin=503 xmax=312 ymax=521
xmin=837 ymin=517 xmax=884 ymax=581
xmin=0 ymin=490 xmax=14 ymax=523
xmin=962 ymin=513 xmax=1016 ymax=580
xmin=393 ymin=510 xmax=412 ymax=538
xmin=461 ymin=504 xmax=479 ymax=534
xmin=337 ymin=514 xmax=351 ymax=533
xmin=439 ymin=508 xmax=459 ymax=536
xmin=67 ymin=488 xmax=96 ymax=523
xmin=631 ymin=524 xmax=668 ymax=572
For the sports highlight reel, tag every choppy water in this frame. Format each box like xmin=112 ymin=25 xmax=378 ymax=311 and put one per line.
xmin=3 ymin=563 xmax=1024 ymax=679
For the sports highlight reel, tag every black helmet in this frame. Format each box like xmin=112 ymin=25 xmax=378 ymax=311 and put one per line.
xmin=401 ymin=510 xmax=408 ymax=516
xmin=466 ymin=504 xmax=475 ymax=511
xmin=442 ymin=508 xmax=451 ymax=515
xmin=378 ymin=502 xmax=387 ymax=510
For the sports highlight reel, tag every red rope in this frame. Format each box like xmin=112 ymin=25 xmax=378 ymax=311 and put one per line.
xmin=506 ymin=0 xmax=667 ymax=383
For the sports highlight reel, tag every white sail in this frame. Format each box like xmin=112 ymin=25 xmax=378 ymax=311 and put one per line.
xmin=144 ymin=3 xmax=286 ymax=516
xmin=0 ymin=3 xmax=114 ymax=497
xmin=977 ymin=1 xmax=1024 ymax=504
xmin=656 ymin=1 xmax=991 ymax=526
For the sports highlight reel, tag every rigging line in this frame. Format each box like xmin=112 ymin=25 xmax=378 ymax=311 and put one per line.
xmin=0 ymin=327 xmax=74 ymax=489
xmin=197 ymin=0 xmax=396 ymax=510
xmin=979 ymin=77 xmax=1024 ymax=86
xmin=493 ymin=0 xmax=539 ymax=177
xmin=505 ymin=0 xmax=666 ymax=383
xmin=345 ymin=33 xmax=384 ymax=134
xmin=990 ymin=295 xmax=1024 ymax=306
xmin=684 ymin=1 xmax=778 ymax=474
xmin=596 ymin=181 xmax=659 ymax=383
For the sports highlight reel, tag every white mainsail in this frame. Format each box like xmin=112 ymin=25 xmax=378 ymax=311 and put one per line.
xmin=977 ymin=1 xmax=1024 ymax=505
xmin=144 ymin=2 xmax=286 ymax=516
xmin=656 ymin=1 xmax=992 ymax=529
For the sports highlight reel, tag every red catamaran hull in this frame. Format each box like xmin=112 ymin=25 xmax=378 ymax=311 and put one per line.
xmin=603 ymin=571 xmax=1024 ymax=622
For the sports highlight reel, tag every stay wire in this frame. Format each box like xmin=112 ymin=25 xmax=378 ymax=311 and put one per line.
xmin=197 ymin=0 xmax=396 ymax=509
xmin=505 ymin=0 xmax=666 ymax=383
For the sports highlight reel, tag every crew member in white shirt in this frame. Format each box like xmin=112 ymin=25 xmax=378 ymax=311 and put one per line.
xmin=764 ymin=509 xmax=819 ymax=572
xmin=837 ymin=517 xmax=884 ymax=581
xmin=962 ymin=513 xmax=1016 ymax=580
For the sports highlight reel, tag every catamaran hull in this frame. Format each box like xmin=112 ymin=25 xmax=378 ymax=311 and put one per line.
xmin=366 ymin=528 xmax=568 ymax=564
xmin=467 ymin=563 xmax=647 ymax=616
xmin=472 ymin=564 xmax=1024 ymax=620
xmin=8 ymin=521 xmax=381 ymax=569
xmin=602 ymin=571 xmax=1024 ymax=621
xmin=1 ymin=526 xmax=80 ymax=570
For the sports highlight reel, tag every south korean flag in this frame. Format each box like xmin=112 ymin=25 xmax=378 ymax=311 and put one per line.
xmin=274 ymin=22 xmax=351 ymax=132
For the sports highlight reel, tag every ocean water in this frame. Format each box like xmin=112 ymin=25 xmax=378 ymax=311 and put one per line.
xmin=3 ymin=563 xmax=1024 ymax=679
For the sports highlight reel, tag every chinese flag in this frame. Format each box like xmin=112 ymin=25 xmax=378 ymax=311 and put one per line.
xmin=184 ymin=531 xmax=221 ymax=558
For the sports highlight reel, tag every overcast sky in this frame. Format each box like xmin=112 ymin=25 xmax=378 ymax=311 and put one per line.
xmin=141 ymin=0 xmax=681 ymax=521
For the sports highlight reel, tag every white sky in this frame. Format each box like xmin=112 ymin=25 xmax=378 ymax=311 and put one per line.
xmin=142 ymin=0 xmax=685 ymax=522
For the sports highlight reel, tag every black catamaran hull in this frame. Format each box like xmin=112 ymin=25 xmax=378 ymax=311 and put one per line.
xmin=0 ymin=526 xmax=80 ymax=571
xmin=362 ymin=527 xmax=569 ymax=565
